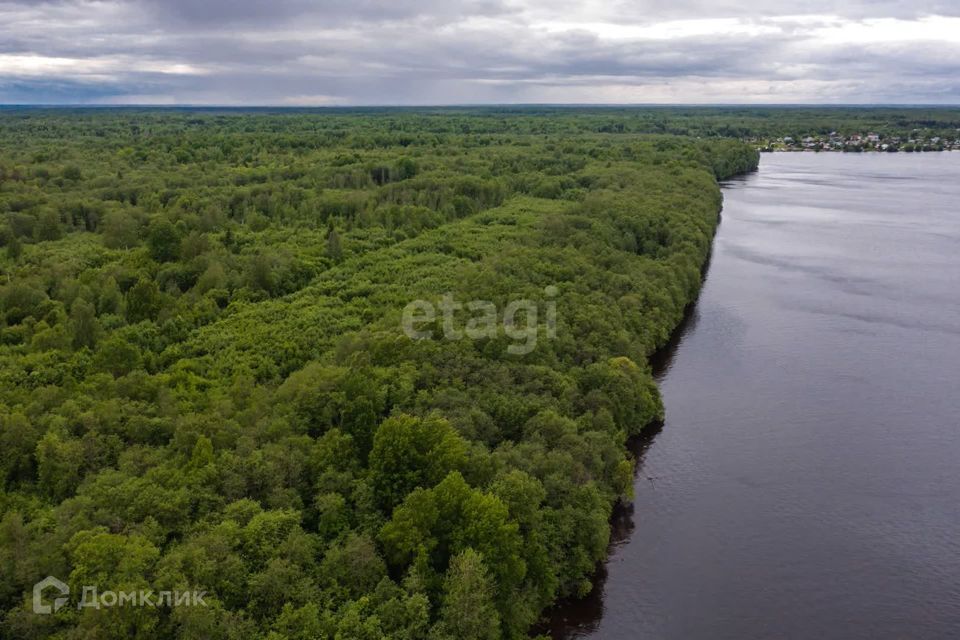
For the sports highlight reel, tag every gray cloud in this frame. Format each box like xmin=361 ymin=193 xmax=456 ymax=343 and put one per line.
xmin=0 ymin=0 xmax=958 ymax=103
xmin=137 ymin=0 xmax=518 ymax=28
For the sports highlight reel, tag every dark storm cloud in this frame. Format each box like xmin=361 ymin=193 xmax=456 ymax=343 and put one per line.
xmin=0 ymin=0 xmax=958 ymax=103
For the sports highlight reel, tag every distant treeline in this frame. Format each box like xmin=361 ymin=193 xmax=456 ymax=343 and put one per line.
xmin=0 ymin=111 xmax=757 ymax=639
xmin=3 ymin=104 xmax=958 ymax=141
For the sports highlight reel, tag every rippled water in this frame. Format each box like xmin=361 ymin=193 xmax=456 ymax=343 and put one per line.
xmin=550 ymin=152 xmax=960 ymax=640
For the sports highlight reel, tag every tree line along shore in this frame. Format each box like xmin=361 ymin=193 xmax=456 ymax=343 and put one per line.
xmin=0 ymin=106 xmax=798 ymax=640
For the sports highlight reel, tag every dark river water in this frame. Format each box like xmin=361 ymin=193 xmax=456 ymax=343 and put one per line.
xmin=549 ymin=152 xmax=960 ymax=640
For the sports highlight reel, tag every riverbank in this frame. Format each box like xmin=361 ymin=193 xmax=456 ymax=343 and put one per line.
xmin=539 ymin=154 xmax=758 ymax=637
xmin=549 ymin=151 xmax=960 ymax=639
xmin=756 ymin=133 xmax=960 ymax=153
xmin=761 ymin=147 xmax=960 ymax=153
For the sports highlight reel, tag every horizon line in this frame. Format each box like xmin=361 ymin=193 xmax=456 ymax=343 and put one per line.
xmin=3 ymin=102 xmax=960 ymax=109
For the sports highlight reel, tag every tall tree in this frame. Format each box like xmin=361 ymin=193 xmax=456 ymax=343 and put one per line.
xmin=5 ymin=234 xmax=21 ymax=261
xmin=70 ymin=298 xmax=100 ymax=350
xmin=101 ymin=210 xmax=138 ymax=249
xmin=435 ymin=549 xmax=501 ymax=640
xmin=146 ymin=218 xmax=181 ymax=262
xmin=369 ymin=414 xmax=467 ymax=512
xmin=326 ymin=222 xmax=343 ymax=262
xmin=126 ymin=278 xmax=162 ymax=323
xmin=36 ymin=209 xmax=62 ymax=241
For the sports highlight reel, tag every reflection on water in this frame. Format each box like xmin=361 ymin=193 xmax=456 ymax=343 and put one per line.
xmin=549 ymin=152 xmax=960 ymax=640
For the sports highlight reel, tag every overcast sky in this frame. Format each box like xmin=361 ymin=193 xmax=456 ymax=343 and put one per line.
xmin=1 ymin=0 xmax=959 ymax=105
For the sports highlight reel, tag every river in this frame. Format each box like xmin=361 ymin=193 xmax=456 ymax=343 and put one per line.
xmin=549 ymin=152 xmax=960 ymax=640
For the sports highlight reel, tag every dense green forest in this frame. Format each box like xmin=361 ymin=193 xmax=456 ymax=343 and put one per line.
xmin=0 ymin=109 xmax=758 ymax=639
xmin=5 ymin=104 xmax=959 ymax=140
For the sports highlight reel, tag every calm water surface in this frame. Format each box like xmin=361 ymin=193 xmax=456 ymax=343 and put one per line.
xmin=551 ymin=152 xmax=960 ymax=640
